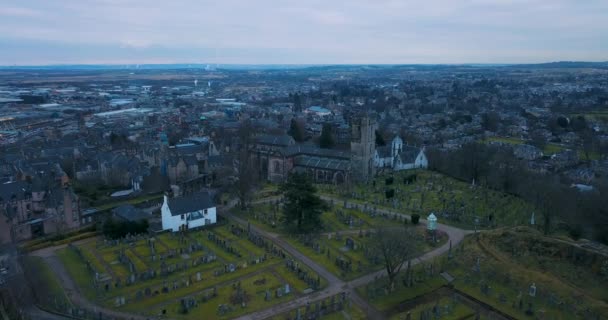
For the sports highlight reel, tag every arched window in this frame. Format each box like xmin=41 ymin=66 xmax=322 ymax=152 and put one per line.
xmin=273 ymin=160 xmax=281 ymax=174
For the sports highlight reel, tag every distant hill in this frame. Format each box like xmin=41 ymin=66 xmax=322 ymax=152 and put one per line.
xmin=505 ymin=61 xmax=608 ymax=69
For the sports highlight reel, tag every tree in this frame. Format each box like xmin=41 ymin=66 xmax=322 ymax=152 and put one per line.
xmin=372 ymin=227 xmax=418 ymax=291
xmin=281 ymin=173 xmax=327 ymax=233
xmin=481 ymin=112 xmax=500 ymax=132
xmin=235 ymin=120 xmax=257 ymax=209
xmin=288 ymin=118 xmax=305 ymax=142
xmin=375 ymin=130 xmax=386 ymax=146
xmin=319 ymin=123 xmax=334 ymax=149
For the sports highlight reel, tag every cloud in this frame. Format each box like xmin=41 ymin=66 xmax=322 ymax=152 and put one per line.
xmin=0 ymin=6 xmax=42 ymax=17
xmin=0 ymin=0 xmax=606 ymax=64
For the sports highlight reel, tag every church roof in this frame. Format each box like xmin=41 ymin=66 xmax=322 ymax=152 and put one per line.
xmin=376 ymin=146 xmax=391 ymax=158
xmin=255 ymin=134 xmax=295 ymax=147
xmin=294 ymin=155 xmax=351 ymax=171
xmin=286 ymin=145 xmax=350 ymax=160
xmin=398 ymin=146 xmax=422 ymax=164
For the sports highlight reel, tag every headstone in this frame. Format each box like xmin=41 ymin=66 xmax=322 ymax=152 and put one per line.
xmin=284 ymin=283 xmax=291 ymax=295
xmin=529 ymin=283 xmax=537 ymax=297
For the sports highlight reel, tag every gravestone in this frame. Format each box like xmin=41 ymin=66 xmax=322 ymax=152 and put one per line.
xmin=529 ymin=283 xmax=537 ymax=297
xmin=284 ymin=283 xmax=290 ymax=295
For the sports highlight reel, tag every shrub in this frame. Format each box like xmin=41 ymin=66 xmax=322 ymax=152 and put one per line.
xmin=411 ymin=214 xmax=420 ymax=225
xmin=385 ymin=189 xmax=395 ymax=199
xmin=568 ymin=224 xmax=583 ymax=240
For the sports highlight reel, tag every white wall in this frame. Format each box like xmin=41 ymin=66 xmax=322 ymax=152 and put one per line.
xmin=161 ymin=195 xmax=217 ymax=232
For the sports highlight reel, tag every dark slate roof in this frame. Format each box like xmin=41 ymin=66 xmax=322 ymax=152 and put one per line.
xmin=398 ymin=146 xmax=422 ymax=164
xmin=294 ymin=155 xmax=351 ymax=171
xmin=167 ymin=192 xmax=214 ymax=216
xmin=208 ymin=155 xmax=227 ymax=167
xmin=112 ymin=204 xmax=149 ymax=221
xmin=0 ymin=181 xmax=30 ymax=202
xmin=183 ymin=155 xmax=198 ymax=166
xmin=255 ymin=134 xmax=295 ymax=147
xmin=285 ymin=145 xmax=351 ymax=160
xmin=173 ymin=143 xmax=204 ymax=156
xmin=376 ymin=146 xmax=391 ymax=158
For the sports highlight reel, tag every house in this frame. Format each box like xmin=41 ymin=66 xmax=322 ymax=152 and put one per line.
xmin=374 ymin=136 xmax=428 ymax=171
xmin=0 ymin=177 xmax=80 ymax=244
xmin=161 ymin=192 xmax=216 ymax=232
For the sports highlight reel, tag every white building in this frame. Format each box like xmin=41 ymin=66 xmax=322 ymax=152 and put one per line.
xmin=161 ymin=192 xmax=217 ymax=232
xmin=374 ymin=136 xmax=428 ymax=171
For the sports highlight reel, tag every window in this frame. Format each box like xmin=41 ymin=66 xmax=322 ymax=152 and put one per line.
xmin=181 ymin=214 xmax=185 ymax=220
xmin=204 ymin=209 xmax=208 ymax=214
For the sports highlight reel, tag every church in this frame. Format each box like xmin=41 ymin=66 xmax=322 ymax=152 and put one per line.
xmin=251 ymin=116 xmax=426 ymax=185
xmin=374 ymin=136 xmax=428 ymax=171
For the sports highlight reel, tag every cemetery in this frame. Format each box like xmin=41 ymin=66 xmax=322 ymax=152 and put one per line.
xmin=316 ymin=170 xmax=535 ymax=230
xmin=54 ymin=220 xmax=327 ymax=319
xmin=356 ymin=228 xmax=608 ymax=320
xmin=285 ymin=226 xmax=445 ymax=281
xmin=270 ymin=292 xmax=367 ymax=320
xmin=239 ymin=198 xmax=407 ymax=234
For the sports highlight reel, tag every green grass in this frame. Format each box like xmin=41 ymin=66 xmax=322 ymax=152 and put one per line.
xmin=483 ymin=137 xmax=524 ymax=145
xmin=158 ymin=271 xmax=292 ymax=320
xmin=356 ymin=267 xmax=448 ymax=311
xmin=388 ymin=297 xmax=475 ymax=320
xmin=318 ymin=170 xmax=536 ymax=230
xmin=444 ymin=233 xmax=608 ymax=320
xmin=273 ymin=302 xmax=367 ymax=320
xmin=56 ymin=248 xmax=99 ymax=300
xmin=22 ymin=256 xmax=73 ymax=311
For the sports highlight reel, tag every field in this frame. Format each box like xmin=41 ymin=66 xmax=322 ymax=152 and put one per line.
xmin=317 ymin=170 xmax=535 ymax=230
xmin=55 ymin=221 xmax=327 ymax=319
xmin=483 ymin=136 xmax=600 ymax=160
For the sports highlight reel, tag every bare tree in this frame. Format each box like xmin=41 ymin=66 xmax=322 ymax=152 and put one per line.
xmin=234 ymin=120 xmax=257 ymax=210
xmin=372 ymin=226 xmax=418 ymax=291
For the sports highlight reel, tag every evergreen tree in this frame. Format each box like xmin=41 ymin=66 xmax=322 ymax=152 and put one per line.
xmin=288 ymin=118 xmax=305 ymax=142
xmin=375 ymin=130 xmax=386 ymax=146
xmin=319 ymin=123 xmax=334 ymax=149
xmin=280 ymin=173 xmax=326 ymax=233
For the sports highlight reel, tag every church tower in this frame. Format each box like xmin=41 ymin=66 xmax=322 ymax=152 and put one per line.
xmin=350 ymin=115 xmax=377 ymax=182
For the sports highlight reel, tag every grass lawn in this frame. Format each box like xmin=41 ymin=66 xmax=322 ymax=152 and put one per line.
xmin=356 ymin=266 xmax=448 ymax=311
xmin=388 ymin=297 xmax=475 ymax=320
xmin=22 ymin=256 xmax=73 ymax=311
xmin=318 ymin=170 xmax=535 ymax=229
xmin=273 ymin=302 xmax=367 ymax=320
xmin=445 ymin=232 xmax=608 ymax=320
xmin=56 ymin=247 xmax=99 ymax=301
xmin=158 ymin=270 xmax=293 ymax=320
xmin=283 ymin=226 xmax=439 ymax=281
xmin=59 ymin=220 xmax=325 ymax=316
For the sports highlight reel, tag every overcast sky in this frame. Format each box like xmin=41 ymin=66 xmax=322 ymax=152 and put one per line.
xmin=1 ymin=0 xmax=607 ymax=65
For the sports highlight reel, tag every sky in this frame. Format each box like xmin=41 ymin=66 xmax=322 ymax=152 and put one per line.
xmin=0 ymin=0 xmax=607 ymax=65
